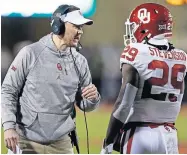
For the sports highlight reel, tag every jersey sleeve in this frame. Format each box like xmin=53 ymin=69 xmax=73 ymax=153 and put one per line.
xmin=120 ymin=44 xmax=140 ymax=70
xmin=179 ymin=49 xmax=187 ymax=75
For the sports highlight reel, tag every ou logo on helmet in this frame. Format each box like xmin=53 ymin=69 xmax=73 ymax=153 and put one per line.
xmin=137 ymin=8 xmax=151 ymax=24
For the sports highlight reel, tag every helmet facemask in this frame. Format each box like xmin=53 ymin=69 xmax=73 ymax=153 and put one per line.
xmin=124 ymin=19 xmax=139 ymax=46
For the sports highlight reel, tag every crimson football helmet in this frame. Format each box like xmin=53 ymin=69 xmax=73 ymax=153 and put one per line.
xmin=124 ymin=3 xmax=173 ymax=46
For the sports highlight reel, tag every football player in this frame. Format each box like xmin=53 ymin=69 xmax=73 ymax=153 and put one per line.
xmin=101 ymin=3 xmax=187 ymax=154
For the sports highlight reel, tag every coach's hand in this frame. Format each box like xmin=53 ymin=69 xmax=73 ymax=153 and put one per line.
xmin=82 ymin=84 xmax=98 ymax=101
xmin=100 ymin=139 xmax=113 ymax=154
xmin=4 ymin=128 xmax=19 ymax=154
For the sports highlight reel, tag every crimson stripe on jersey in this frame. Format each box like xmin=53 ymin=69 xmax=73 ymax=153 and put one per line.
xmin=127 ymin=127 xmax=136 ymax=154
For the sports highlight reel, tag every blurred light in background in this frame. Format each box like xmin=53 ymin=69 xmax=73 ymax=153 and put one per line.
xmin=0 ymin=0 xmax=96 ymax=17
xmin=166 ymin=0 xmax=187 ymax=5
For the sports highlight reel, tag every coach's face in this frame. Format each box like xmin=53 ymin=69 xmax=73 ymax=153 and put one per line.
xmin=63 ymin=22 xmax=83 ymax=47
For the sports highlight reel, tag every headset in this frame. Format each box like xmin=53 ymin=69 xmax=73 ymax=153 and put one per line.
xmin=51 ymin=5 xmax=82 ymax=51
xmin=51 ymin=5 xmax=79 ymax=35
xmin=51 ymin=5 xmax=90 ymax=154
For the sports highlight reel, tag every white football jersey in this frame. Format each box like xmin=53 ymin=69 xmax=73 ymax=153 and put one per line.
xmin=120 ymin=43 xmax=187 ymax=123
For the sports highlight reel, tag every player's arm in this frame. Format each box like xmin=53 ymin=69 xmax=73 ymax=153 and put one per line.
xmin=101 ymin=63 xmax=139 ymax=154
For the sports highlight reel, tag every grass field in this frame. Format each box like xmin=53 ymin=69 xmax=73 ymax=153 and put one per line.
xmin=1 ymin=105 xmax=187 ymax=154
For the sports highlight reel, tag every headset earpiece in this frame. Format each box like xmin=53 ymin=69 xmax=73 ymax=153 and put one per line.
xmin=51 ymin=5 xmax=81 ymax=35
xmin=51 ymin=16 xmax=65 ymax=35
xmin=51 ymin=5 xmax=71 ymax=35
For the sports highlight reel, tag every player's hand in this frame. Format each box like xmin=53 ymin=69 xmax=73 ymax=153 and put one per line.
xmin=100 ymin=139 xmax=113 ymax=154
xmin=4 ymin=129 xmax=19 ymax=154
xmin=82 ymin=84 xmax=98 ymax=101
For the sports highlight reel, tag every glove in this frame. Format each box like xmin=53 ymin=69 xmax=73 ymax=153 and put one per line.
xmin=100 ymin=139 xmax=114 ymax=154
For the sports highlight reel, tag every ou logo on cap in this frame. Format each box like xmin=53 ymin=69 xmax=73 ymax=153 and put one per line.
xmin=138 ymin=8 xmax=150 ymax=24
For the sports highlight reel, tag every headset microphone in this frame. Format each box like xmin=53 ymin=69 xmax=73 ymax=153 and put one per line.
xmin=76 ymin=42 xmax=82 ymax=52
xmin=75 ymin=30 xmax=83 ymax=52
